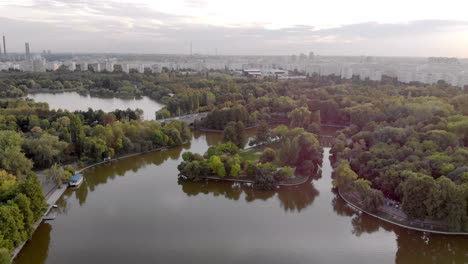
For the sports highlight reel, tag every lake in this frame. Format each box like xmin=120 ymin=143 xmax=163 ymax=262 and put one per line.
xmin=13 ymin=130 xmax=468 ymax=264
xmin=27 ymin=92 xmax=164 ymax=120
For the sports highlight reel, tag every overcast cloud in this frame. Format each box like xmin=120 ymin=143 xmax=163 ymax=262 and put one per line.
xmin=0 ymin=0 xmax=467 ymax=56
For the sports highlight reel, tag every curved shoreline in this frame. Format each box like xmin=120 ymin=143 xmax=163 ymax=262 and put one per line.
xmin=12 ymin=143 xmax=187 ymax=261
xmin=200 ymin=173 xmax=311 ymax=187
xmin=338 ymin=189 xmax=468 ymax=236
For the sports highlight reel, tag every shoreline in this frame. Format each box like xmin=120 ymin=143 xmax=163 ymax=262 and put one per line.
xmin=338 ymin=189 xmax=468 ymax=236
xmin=11 ymin=143 xmax=186 ymax=261
xmin=200 ymin=173 xmax=310 ymax=187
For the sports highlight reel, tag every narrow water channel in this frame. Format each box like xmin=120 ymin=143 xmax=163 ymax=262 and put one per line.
xmin=14 ymin=131 xmax=468 ymax=264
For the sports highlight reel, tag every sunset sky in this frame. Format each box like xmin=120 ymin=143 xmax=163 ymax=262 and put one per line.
xmin=1 ymin=0 xmax=467 ymax=56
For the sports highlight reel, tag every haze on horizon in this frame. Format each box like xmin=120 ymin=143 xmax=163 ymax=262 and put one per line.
xmin=1 ymin=0 xmax=467 ymax=57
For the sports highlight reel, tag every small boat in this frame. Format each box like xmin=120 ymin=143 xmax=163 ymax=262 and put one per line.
xmin=52 ymin=204 xmax=58 ymax=208
xmin=69 ymin=173 xmax=84 ymax=187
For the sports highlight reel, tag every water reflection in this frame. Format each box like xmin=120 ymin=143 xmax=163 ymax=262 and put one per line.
xmin=14 ymin=129 xmax=468 ymax=264
xmin=14 ymin=223 xmax=51 ymax=264
xmin=178 ymin=173 xmax=320 ymax=213
xmin=332 ymin=191 xmax=468 ymax=263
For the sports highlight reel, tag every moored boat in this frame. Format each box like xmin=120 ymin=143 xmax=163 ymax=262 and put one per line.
xmin=69 ymin=173 xmax=84 ymax=187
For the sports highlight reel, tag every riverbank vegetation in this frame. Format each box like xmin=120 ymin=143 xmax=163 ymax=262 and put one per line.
xmin=178 ymin=125 xmax=322 ymax=190
xmin=330 ymin=86 xmax=468 ymax=232
xmin=0 ymin=97 xmax=192 ymax=260
xmin=0 ymin=98 xmax=191 ymax=168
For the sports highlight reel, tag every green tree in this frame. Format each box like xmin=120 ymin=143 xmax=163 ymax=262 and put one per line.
xmin=251 ymin=121 xmax=271 ymax=146
xmin=223 ymin=121 xmax=246 ymax=148
xmin=11 ymin=193 xmax=34 ymax=236
xmin=45 ymin=164 xmax=71 ymax=185
xmin=230 ymin=163 xmax=241 ymax=178
xmin=332 ymin=161 xmax=358 ymax=190
xmin=1 ymin=148 xmax=33 ymax=179
xmin=401 ymin=173 xmax=435 ymax=219
xmin=277 ymin=166 xmax=294 ymax=179
xmin=23 ymin=134 xmax=68 ymax=168
xmin=0 ymin=248 xmax=10 ymax=264
xmin=17 ymin=174 xmax=46 ymax=220
xmin=259 ymin=148 xmax=276 ymax=163
xmin=288 ymin=106 xmax=311 ymax=128
xmin=208 ymin=155 xmax=226 ymax=178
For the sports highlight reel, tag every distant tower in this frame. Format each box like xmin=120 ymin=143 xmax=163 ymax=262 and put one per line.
xmin=2 ymin=35 xmax=6 ymax=56
xmin=190 ymin=42 xmax=192 ymax=56
xmin=25 ymin=42 xmax=30 ymax=60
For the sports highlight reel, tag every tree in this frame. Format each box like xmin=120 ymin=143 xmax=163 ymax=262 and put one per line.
xmin=288 ymin=106 xmax=311 ymax=128
xmin=277 ymin=166 xmax=294 ymax=179
xmin=253 ymin=163 xmax=277 ymax=190
xmin=223 ymin=121 xmax=245 ymax=148
xmin=23 ymin=134 xmax=68 ymax=168
xmin=0 ymin=170 xmax=16 ymax=194
xmin=353 ymin=179 xmax=384 ymax=213
xmin=332 ymin=161 xmax=358 ymax=190
xmin=0 ymin=131 xmax=32 ymax=177
xmin=205 ymin=142 xmax=239 ymax=158
xmin=0 ymin=248 xmax=10 ymax=264
xmin=230 ymin=163 xmax=241 ymax=178
xmin=45 ymin=164 xmax=71 ymax=185
xmin=259 ymin=148 xmax=276 ymax=163
xmin=83 ymin=137 xmax=109 ymax=161
xmin=401 ymin=173 xmax=435 ymax=219
xmin=17 ymin=174 xmax=46 ymax=220
xmin=1 ymin=148 xmax=33 ymax=179
xmin=11 ymin=194 xmax=34 ymax=236
xmin=251 ymin=121 xmax=271 ymax=146
xmin=152 ymin=130 xmax=169 ymax=147
xmin=208 ymin=156 xmax=225 ymax=178
xmin=69 ymin=114 xmax=85 ymax=154
xmin=272 ymin=125 xmax=289 ymax=139
xmin=0 ymin=205 xmax=23 ymax=251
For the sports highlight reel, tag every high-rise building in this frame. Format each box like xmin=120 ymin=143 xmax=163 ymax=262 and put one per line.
xmin=25 ymin=42 xmax=30 ymax=60
xmin=2 ymin=36 xmax=6 ymax=56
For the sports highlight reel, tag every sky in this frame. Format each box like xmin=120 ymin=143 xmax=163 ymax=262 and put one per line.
xmin=0 ymin=0 xmax=467 ymax=57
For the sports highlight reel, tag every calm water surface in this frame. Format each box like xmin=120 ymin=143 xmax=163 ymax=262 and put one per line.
xmin=14 ymin=131 xmax=468 ymax=264
xmin=27 ymin=92 xmax=163 ymax=120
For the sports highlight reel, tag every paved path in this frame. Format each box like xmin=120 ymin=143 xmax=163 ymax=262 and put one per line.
xmin=340 ymin=190 xmax=463 ymax=235
xmin=156 ymin=112 xmax=208 ymax=124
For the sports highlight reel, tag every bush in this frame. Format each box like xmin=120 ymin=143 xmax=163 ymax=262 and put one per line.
xmin=277 ymin=166 xmax=294 ymax=179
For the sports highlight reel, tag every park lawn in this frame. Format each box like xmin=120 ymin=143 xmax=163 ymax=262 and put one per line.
xmin=239 ymin=141 xmax=283 ymax=163
xmin=239 ymin=149 xmax=261 ymax=161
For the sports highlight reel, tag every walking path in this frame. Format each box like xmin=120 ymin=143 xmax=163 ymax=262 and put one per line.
xmin=156 ymin=112 xmax=208 ymax=124
xmin=339 ymin=189 xmax=468 ymax=235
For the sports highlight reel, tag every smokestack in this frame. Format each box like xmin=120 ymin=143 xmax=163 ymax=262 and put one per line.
xmin=2 ymin=36 xmax=6 ymax=56
xmin=25 ymin=42 xmax=30 ymax=60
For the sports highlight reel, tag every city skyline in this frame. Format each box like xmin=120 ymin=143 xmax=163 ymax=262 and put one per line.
xmin=0 ymin=0 xmax=467 ymax=57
